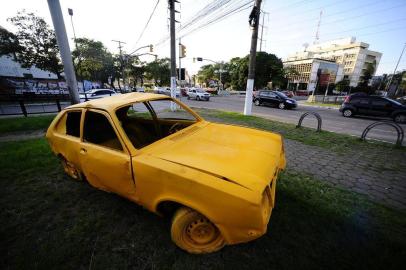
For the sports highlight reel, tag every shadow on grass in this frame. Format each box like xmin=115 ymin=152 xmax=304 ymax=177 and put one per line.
xmin=0 ymin=139 xmax=405 ymax=269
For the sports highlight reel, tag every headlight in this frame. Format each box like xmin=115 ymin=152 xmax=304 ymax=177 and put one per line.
xmin=286 ymin=100 xmax=293 ymax=103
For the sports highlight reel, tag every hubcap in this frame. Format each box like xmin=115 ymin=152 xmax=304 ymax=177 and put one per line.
xmin=185 ymin=218 xmax=217 ymax=245
xmin=344 ymin=110 xmax=352 ymax=117
xmin=279 ymin=103 xmax=285 ymax=109
xmin=255 ymin=100 xmax=260 ymax=105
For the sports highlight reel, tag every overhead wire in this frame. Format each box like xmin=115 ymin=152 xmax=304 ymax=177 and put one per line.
xmin=129 ymin=0 xmax=161 ymax=52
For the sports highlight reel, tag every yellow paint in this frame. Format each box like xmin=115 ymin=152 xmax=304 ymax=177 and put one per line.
xmin=46 ymin=93 xmax=286 ymax=252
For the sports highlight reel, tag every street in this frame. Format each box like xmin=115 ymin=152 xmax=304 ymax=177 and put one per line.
xmin=182 ymin=95 xmax=406 ymax=145
xmin=1 ymin=94 xmax=405 ymax=145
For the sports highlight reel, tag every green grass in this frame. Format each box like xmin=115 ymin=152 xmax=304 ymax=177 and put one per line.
xmin=0 ymin=114 xmax=56 ymax=134
xmin=195 ymin=108 xmax=405 ymax=153
xmin=305 ymin=101 xmax=341 ymax=108
xmin=0 ymin=138 xmax=405 ymax=269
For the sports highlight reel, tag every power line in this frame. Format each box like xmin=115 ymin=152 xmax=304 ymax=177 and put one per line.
xmin=270 ymin=1 xmax=406 ymax=32
xmin=155 ymin=0 xmax=253 ymax=46
xmin=130 ymin=0 xmax=160 ymax=51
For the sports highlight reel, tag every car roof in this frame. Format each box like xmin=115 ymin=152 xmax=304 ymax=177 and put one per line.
xmin=67 ymin=92 xmax=169 ymax=112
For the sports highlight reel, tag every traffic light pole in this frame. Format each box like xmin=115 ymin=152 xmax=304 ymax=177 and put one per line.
xmin=178 ymin=38 xmax=182 ymax=87
xmin=169 ymin=0 xmax=177 ymax=111
xmin=47 ymin=0 xmax=80 ymax=104
xmin=244 ymin=0 xmax=262 ymax=115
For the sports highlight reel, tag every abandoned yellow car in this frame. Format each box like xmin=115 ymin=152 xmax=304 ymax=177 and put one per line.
xmin=46 ymin=93 xmax=286 ymax=253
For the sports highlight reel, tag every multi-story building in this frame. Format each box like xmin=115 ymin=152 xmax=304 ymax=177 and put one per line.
xmin=283 ymin=58 xmax=343 ymax=92
xmin=284 ymin=37 xmax=382 ymax=89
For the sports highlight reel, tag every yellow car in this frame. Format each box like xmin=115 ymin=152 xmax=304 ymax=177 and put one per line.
xmin=46 ymin=93 xmax=286 ymax=253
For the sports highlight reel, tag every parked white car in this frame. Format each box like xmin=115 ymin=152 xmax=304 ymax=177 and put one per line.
xmin=79 ymin=89 xmax=118 ymax=102
xmin=187 ymin=88 xmax=210 ymax=101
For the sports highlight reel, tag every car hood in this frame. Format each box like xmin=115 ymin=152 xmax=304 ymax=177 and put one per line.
xmin=148 ymin=123 xmax=285 ymax=192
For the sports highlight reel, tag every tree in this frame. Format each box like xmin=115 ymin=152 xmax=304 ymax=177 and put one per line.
xmin=0 ymin=26 xmax=23 ymax=58
xmin=358 ymin=61 xmax=376 ymax=88
xmin=145 ymin=58 xmax=170 ymax=86
xmin=72 ymin=38 xmax=114 ymax=84
xmin=7 ymin=11 xmax=63 ymax=78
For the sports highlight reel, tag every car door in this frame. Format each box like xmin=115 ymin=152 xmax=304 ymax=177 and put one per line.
xmin=268 ymin=92 xmax=281 ymax=106
xmin=80 ymin=109 xmax=135 ymax=197
xmin=355 ymin=97 xmax=371 ymax=115
xmin=369 ymin=98 xmax=392 ymax=117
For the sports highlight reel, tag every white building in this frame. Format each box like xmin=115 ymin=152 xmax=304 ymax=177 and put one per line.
xmin=283 ymin=58 xmax=344 ymax=92
xmin=0 ymin=55 xmax=58 ymax=79
xmin=285 ymin=37 xmax=382 ymax=87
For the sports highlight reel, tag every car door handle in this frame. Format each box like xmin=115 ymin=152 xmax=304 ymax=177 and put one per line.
xmin=80 ymin=148 xmax=87 ymax=154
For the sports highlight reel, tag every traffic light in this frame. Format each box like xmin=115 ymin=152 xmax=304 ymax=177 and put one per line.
xmin=149 ymin=44 xmax=153 ymax=52
xmin=179 ymin=44 xmax=186 ymax=58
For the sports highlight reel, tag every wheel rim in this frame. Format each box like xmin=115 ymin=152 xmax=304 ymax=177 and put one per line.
xmin=255 ymin=100 xmax=260 ymax=106
xmin=279 ymin=103 xmax=285 ymax=109
xmin=183 ymin=216 xmax=221 ymax=248
xmin=395 ymin=114 xmax=406 ymax=122
xmin=344 ymin=110 xmax=352 ymax=117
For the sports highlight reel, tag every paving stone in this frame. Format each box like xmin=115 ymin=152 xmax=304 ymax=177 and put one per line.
xmin=284 ymin=138 xmax=406 ymax=210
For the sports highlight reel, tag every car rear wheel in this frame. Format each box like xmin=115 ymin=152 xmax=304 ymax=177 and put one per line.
xmin=254 ymin=99 xmax=261 ymax=106
xmin=278 ymin=102 xmax=285 ymax=109
xmin=171 ymin=207 xmax=225 ymax=254
xmin=60 ymin=158 xmax=83 ymax=181
xmin=342 ymin=109 xmax=353 ymax=117
xmin=394 ymin=113 xmax=406 ymax=123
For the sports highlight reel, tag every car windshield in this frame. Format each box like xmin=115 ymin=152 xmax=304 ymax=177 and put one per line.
xmin=196 ymin=89 xmax=205 ymax=93
xmin=275 ymin=91 xmax=288 ymax=98
xmin=115 ymin=98 xmax=199 ymax=149
xmin=386 ymin=98 xmax=402 ymax=106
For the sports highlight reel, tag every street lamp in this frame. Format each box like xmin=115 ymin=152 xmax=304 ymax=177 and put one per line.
xmin=67 ymin=8 xmax=78 ymax=49
xmin=194 ymin=57 xmax=224 ymax=92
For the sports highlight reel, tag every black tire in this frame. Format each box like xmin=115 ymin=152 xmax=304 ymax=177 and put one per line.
xmin=342 ymin=109 xmax=353 ymax=117
xmin=254 ymin=99 xmax=261 ymax=106
xmin=187 ymin=96 xmax=190 ymax=100
xmin=278 ymin=102 xmax=285 ymax=109
xmin=394 ymin=113 xmax=406 ymax=123
xmin=196 ymin=96 xmax=200 ymax=101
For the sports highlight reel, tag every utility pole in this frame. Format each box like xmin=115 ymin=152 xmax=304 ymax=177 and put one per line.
xmin=259 ymin=11 xmax=268 ymax=52
xmin=178 ymin=38 xmax=182 ymax=86
xmin=112 ymin=40 xmax=126 ymax=91
xmin=244 ymin=0 xmax=262 ymax=115
xmin=47 ymin=0 xmax=80 ymax=104
xmin=386 ymin=42 xmax=406 ymax=96
xmin=169 ymin=0 xmax=177 ymax=111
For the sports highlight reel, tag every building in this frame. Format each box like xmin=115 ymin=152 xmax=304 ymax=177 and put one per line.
xmin=285 ymin=37 xmax=382 ymax=88
xmin=283 ymin=58 xmax=343 ymax=92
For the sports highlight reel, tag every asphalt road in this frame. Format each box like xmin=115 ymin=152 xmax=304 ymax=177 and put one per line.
xmin=182 ymin=95 xmax=406 ymax=145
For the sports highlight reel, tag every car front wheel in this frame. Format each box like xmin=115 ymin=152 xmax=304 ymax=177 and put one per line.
xmin=342 ymin=109 xmax=353 ymax=117
xmin=254 ymin=99 xmax=261 ymax=106
xmin=278 ymin=102 xmax=285 ymax=109
xmin=171 ymin=207 xmax=225 ymax=254
xmin=394 ymin=113 xmax=406 ymax=123
xmin=196 ymin=96 xmax=200 ymax=101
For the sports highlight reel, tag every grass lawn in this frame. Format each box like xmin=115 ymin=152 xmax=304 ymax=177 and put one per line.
xmin=304 ymin=102 xmax=341 ymax=108
xmin=0 ymin=114 xmax=55 ymax=134
xmin=1 ymin=138 xmax=405 ymax=269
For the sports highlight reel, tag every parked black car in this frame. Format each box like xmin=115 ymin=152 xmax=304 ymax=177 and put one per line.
xmin=339 ymin=94 xmax=406 ymax=123
xmin=253 ymin=90 xmax=297 ymax=109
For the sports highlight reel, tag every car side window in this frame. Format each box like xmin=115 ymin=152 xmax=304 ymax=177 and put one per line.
xmin=359 ymin=98 xmax=369 ymax=105
xmin=350 ymin=97 xmax=359 ymax=104
xmin=66 ymin=111 xmax=81 ymax=137
xmin=371 ymin=99 xmax=390 ymax=107
xmin=83 ymin=111 xmax=123 ymax=151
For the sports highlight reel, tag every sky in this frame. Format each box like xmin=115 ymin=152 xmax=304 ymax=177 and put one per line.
xmin=0 ymin=0 xmax=405 ymax=76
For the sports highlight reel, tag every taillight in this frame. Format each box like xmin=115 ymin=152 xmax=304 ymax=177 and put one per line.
xmin=344 ymin=96 xmax=350 ymax=103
